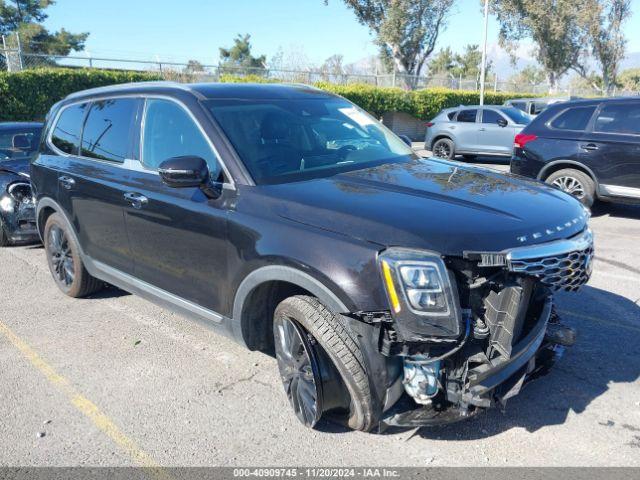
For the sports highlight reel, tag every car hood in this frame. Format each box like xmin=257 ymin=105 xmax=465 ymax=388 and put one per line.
xmin=257 ymin=158 xmax=588 ymax=255
xmin=0 ymin=158 xmax=31 ymax=177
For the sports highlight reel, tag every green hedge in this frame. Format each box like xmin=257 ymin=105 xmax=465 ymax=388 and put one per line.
xmin=318 ymin=83 xmax=533 ymax=120
xmin=0 ymin=68 xmax=162 ymax=121
xmin=0 ymin=68 xmax=533 ymax=122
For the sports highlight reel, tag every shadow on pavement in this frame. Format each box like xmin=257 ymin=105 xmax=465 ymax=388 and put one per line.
xmin=592 ymin=202 xmax=640 ymax=220
xmin=415 ymin=285 xmax=640 ymax=440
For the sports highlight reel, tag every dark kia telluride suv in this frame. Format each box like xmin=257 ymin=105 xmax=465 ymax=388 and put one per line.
xmin=511 ymin=97 xmax=640 ymax=207
xmin=31 ymin=82 xmax=593 ymax=431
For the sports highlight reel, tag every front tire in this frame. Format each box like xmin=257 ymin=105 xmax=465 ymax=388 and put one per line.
xmin=432 ymin=138 xmax=455 ymax=159
xmin=273 ymin=295 xmax=374 ymax=431
xmin=546 ymin=169 xmax=595 ymax=207
xmin=43 ymin=213 xmax=103 ymax=297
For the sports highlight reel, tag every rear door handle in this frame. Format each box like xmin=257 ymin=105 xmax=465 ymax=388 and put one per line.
xmin=478 ymin=128 xmax=486 ymax=132
xmin=581 ymin=143 xmax=599 ymax=151
xmin=123 ymin=192 xmax=148 ymax=210
xmin=58 ymin=176 xmax=76 ymax=190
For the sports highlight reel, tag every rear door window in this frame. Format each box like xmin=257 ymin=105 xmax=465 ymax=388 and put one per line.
xmin=594 ymin=103 xmax=640 ymax=135
xmin=481 ymin=109 xmax=505 ymax=124
xmin=456 ymin=109 xmax=478 ymax=123
xmin=550 ymin=106 xmax=597 ymax=131
xmin=81 ymin=98 xmax=139 ymax=163
xmin=51 ymin=103 xmax=89 ymax=155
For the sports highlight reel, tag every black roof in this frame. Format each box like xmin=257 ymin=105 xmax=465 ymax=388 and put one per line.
xmin=0 ymin=121 xmax=43 ymax=130
xmin=553 ymin=96 xmax=640 ymax=107
xmin=64 ymin=81 xmax=337 ymax=102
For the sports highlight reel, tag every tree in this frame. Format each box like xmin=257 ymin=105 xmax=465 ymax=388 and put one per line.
xmin=585 ymin=0 xmax=631 ymax=96
xmin=328 ymin=0 xmax=455 ymax=78
xmin=618 ymin=68 xmax=640 ymax=92
xmin=219 ymin=34 xmax=266 ymax=74
xmin=508 ymin=64 xmax=546 ymax=87
xmin=320 ymin=54 xmax=346 ymax=81
xmin=429 ymin=44 xmax=491 ymax=86
xmin=490 ymin=0 xmax=591 ymax=93
xmin=451 ymin=44 xmax=491 ymax=81
xmin=428 ymin=47 xmax=455 ymax=75
xmin=184 ymin=59 xmax=205 ymax=74
xmin=0 ymin=0 xmax=88 ymax=56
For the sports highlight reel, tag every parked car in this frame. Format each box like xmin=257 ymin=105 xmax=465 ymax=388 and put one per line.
xmin=504 ymin=97 xmax=576 ymax=117
xmin=425 ymin=105 xmax=531 ymax=160
xmin=0 ymin=122 xmax=43 ymax=246
xmin=511 ymin=97 xmax=640 ymax=207
xmin=32 ymin=82 xmax=592 ymax=432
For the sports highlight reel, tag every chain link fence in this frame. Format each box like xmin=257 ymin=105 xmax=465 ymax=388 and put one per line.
xmin=2 ymin=35 xmax=638 ymax=97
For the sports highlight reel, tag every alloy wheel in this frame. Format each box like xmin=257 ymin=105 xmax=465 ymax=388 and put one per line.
xmin=434 ymin=143 xmax=451 ymax=158
xmin=274 ymin=316 xmax=323 ymax=427
xmin=48 ymin=225 xmax=75 ymax=287
xmin=552 ymin=175 xmax=585 ymax=199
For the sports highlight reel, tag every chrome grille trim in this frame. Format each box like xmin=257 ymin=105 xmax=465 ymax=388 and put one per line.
xmin=505 ymin=229 xmax=594 ymax=292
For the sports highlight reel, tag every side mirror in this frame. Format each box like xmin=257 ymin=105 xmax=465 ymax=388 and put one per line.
xmin=398 ymin=134 xmax=412 ymax=147
xmin=497 ymin=118 xmax=508 ymax=128
xmin=158 ymin=156 xmax=209 ymax=188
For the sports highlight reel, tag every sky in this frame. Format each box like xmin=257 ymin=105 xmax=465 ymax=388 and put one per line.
xmin=42 ymin=0 xmax=640 ymax=67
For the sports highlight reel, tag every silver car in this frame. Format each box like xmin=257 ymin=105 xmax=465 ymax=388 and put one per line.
xmin=425 ymin=105 xmax=531 ymax=160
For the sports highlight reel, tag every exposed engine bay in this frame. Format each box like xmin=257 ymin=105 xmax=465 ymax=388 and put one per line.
xmin=363 ymin=229 xmax=593 ymax=428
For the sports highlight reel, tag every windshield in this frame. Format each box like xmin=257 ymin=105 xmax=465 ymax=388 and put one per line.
xmin=205 ymin=97 xmax=415 ymax=184
xmin=0 ymin=127 xmax=42 ymax=161
xmin=501 ymin=107 xmax=532 ymax=125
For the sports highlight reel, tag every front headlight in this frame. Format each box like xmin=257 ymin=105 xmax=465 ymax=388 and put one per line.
xmin=379 ymin=248 xmax=462 ymax=341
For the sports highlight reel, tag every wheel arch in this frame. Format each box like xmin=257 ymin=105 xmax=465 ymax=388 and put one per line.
xmin=537 ymin=160 xmax=598 ymax=184
xmin=430 ymin=134 xmax=455 ymax=150
xmin=232 ymin=265 xmax=352 ymax=353
xmin=36 ymin=198 xmax=83 ymax=253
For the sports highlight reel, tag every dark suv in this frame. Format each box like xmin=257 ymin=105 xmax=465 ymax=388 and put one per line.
xmin=31 ymin=82 xmax=593 ymax=432
xmin=511 ymin=97 xmax=640 ymax=207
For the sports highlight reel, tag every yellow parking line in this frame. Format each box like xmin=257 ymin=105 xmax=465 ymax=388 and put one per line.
xmin=558 ymin=309 xmax=640 ymax=333
xmin=0 ymin=320 xmax=171 ymax=479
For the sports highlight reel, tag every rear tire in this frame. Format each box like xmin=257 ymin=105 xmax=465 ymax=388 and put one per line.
xmin=545 ymin=169 xmax=595 ymax=207
xmin=0 ymin=218 xmax=10 ymax=247
xmin=432 ymin=138 xmax=455 ymax=159
xmin=273 ymin=295 xmax=374 ymax=431
xmin=43 ymin=213 xmax=103 ymax=298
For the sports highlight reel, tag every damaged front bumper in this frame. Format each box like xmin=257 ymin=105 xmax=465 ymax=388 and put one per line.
xmin=0 ymin=194 xmax=39 ymax=244
xmin=379 ymin=297 xmax=574 ymax=429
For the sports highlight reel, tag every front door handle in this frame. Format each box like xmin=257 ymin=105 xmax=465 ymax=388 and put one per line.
xmin=478 ymin=128 xmax=486 ymax=132
xmin=123 ymin=192 xmax=148 ymax=210
xmin=58 ymin=176 xmax=76 ymax=190
xmin=581 ymin=143 xmax=599 ymax=151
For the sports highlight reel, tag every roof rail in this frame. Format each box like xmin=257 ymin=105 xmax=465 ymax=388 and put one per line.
xmin=64 ymin=80 xmax=195 ymax=100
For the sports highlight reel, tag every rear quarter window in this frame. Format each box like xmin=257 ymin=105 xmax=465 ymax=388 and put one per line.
xmin=550 ymin=106 xmax=597 ymax=131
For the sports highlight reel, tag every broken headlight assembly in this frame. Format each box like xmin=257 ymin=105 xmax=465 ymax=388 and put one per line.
xmin=379 ymin=248 xmax=462 ymax=342
xmin=7 ymin=182 xmax=33 ymax=204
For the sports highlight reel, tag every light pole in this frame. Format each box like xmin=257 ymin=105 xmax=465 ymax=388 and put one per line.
xmin=479 ymin=0 xmax=489 ymax=106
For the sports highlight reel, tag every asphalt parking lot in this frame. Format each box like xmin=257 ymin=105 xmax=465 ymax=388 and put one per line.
xmin=1 ymin=155 xmax=639 ymax=467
